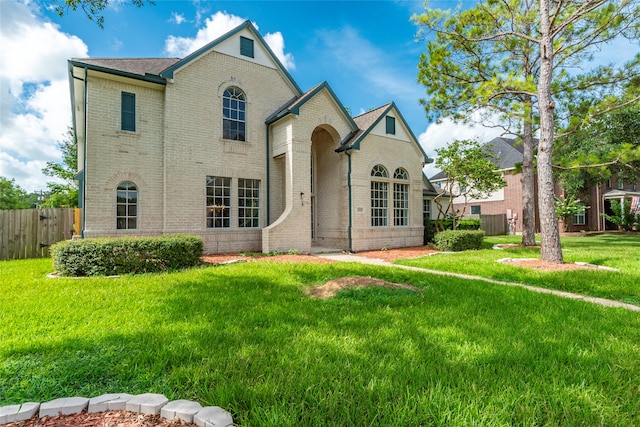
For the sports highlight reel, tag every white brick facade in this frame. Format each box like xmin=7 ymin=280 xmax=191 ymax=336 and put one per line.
xmin=69 ymin=21 xmax=427 ymax=254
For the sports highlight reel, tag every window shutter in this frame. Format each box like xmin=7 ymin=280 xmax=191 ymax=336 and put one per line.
xmin=385 ymin=116 xmax=395 ymax=135
xmin=121 ymin=92 xmax=136 ymax=131
xmin=240 ymin=37 xmax=254 ymax=58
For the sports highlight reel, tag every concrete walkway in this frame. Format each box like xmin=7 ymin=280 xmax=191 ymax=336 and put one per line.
xmin=318 ymin=253 xmax=640 ymax=312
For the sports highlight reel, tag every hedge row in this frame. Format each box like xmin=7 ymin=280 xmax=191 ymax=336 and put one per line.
xmin=51 ymin=234 xmax=203 ymax=277
xmin=433 ymin=230 xmax=485 ymax=252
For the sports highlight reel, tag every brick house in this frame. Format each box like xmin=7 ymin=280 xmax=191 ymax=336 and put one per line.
xmin=68 ymin=21 xmax=429 ymax=254
xmin=429 ymin=136 xmax=640 ymax=233
xmin=429 ymin=137 xmax=538 ymax=233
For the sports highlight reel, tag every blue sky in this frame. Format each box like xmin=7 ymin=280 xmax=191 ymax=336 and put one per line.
xmin=1 ymin=0 xmax=636 ymax=192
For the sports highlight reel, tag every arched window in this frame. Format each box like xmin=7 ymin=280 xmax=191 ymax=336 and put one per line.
xmin=370 ymin=165 xmax=388 ymax=227
xmin=393 ymin=168 xmax=409 ymax=226
xmin=222 ymin=87 xmax=246 ymax=141
xmin=116 ymin=182 xmax=137 ymax=229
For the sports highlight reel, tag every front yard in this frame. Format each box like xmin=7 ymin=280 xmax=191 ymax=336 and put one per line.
xmin=1 ymin=234 xmax=639 ymax=426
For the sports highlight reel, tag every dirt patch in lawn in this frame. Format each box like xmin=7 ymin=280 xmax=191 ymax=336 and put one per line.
xmin=306 ymin=276 xmax=421 ymax=299
xmin=2 ymin=411 xmax=197 ymax=427
xmin=500 ymin=258 xmax=615 ymax=272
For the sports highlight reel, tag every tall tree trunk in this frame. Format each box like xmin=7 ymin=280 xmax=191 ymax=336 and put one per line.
xmin=521 ymin=99 xmax=537 ymax=246
xmin=537 ymin=0 xmax=563 ymax=263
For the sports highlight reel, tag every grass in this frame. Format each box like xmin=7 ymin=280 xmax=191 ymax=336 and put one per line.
xmin=398 ymin=233 xmax=640 ymax=306
xmin=1 ymin=253 xmax=640 ymax=426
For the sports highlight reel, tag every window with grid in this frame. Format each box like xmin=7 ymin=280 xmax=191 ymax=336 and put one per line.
xmin=371 ymin=165 xmax=389 ymax=227
xmin=116 ymin=182 xmax=137 ymax=229
xmin=471 ymin=205 xmax=481 ymax=215
xmin=423 ymin=199 xmax=431 ymax=219
xmin=238 ymin=178 xmax=260 ymax=228
xmin=393 ymin=168 xmax=409 ymax=226
xmin=394 ymin=183 xmax=408 ymax=226
xmin=223 ymin=87 xmax=246 ymax=141
xmin=573 ymin=208 xmax=586 ymax=225
xmin=206 ymin=176 xmax=231 ymax=228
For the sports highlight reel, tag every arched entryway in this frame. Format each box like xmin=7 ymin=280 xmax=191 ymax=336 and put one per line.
xmin=310 ymin=125 xmax=346 ymax=248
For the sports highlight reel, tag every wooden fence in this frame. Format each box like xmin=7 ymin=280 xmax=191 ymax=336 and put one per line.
xmin=480 ymin=214 xmax=507 ymax=236
xmin=0 ymin=208 xmax=75 ymax=260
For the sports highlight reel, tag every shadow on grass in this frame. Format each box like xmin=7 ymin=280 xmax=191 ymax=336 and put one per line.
xmin=3 ymin=261 xmax=640 ymax=425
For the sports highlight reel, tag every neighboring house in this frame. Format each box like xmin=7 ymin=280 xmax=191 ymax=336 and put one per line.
xmin=564 ymin=176 xmax=640 ymax=232
xmin=429 ymin=137 xmax=537 ymax=234
xmin=68 ymin=21 xmax=429 ymax=254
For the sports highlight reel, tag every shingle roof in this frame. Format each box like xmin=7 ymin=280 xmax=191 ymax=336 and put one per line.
xmin=337 ymin=103 xmax=392 ymax=151
xmin=70 ymin=58 xmax=180 ymax=77
xmin=429 ymin=136 xmax=537 ymax=180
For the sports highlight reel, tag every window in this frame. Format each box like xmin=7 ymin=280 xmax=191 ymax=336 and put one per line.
xmin=206 ymin=176 xmax=231 ymax=228
xmin=573 ymin=208 xmax=586 ymax=225
xmin=121 ymin=92 xmax=135 ymax=131
xmin=394 ymin=183 xmax=408 ymax=226
xmin=423 ymin=199 xmax=431 ymax=219
xmin=385 ymin=116 xmax=396 ymax=135
xmin=116 ymin=182 xmax=137 ymax=229
xmin=371 ymin=165 xmax=389 ymax=227
xmin=238 ymin=178 xmax=260 ymax=228
xmin=471 ymin=205 xmax=481 ymax=215
xmin=618 ymin=177 xmax=624 ymax=190
xmin=223 ymin=87 xmax=246 ymax=141
xmin=393 ymin=168 xmax=409 ymax=226
xmin=240 ymin=36 xmax=254 ymax=58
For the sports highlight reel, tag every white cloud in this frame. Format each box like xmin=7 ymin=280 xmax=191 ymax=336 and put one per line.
xmin=419 ymin=116 xmax=504 ymax=178
xmin=263 ymin=31 xmax=295 ymax=71
xmin=170 ymin=11 xmax=186 ymax=25
xmin=163 ymin=11 xmax=295 ymax=70
xmin=0 ymin=0 xmax=88 ymax=192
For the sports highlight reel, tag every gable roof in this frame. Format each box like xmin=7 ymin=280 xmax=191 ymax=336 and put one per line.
xmin=336 ymin=102 xmax=429 ymax=161
xmin=265 ymin=81 xmax=357 ymax=130
xmin=69 ymin=21 xmax=301 ymax=94
xmin=485 ymin=137 xmax=525 ymax=170
xmin=159 ymin=20 xmax=301 ymax=95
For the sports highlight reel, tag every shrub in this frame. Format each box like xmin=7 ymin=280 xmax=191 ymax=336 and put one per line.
xmin=424 ymin=218 xmax=436 ymax=244
xmin=457 ymin=218 xmax=481 ymax=230
xmin=51 ymin=234 xmax=203 ymax=276
xmin=433 ymin=230 xmax=485 ymax=251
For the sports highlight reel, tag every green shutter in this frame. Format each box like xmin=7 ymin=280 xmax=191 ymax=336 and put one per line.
xmin=385 ymin=116 xmax=395 ymax=135
xmin=121 ymin=92 xmax=135 ymax=131
xmin=240 ymin=36 xmax=254 ymax=58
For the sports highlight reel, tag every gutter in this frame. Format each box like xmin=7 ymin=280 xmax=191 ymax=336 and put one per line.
xmin=81 ymin=65 xmax=88 ymax=238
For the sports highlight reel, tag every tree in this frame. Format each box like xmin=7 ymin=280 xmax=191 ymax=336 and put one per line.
xmin=554 ymin=104 xmax=640 ymax=197
xmin=0 ymin=177 xmax=30 ymax=210
xmin=42 ymin=128 xmax=79 ymax=208
xmin=433 ymin=139 xmax=507 ymax=230
xmin=414 ymin=0 xmax=540 ymax=247
xmin=49 ymin=0 xmax=152 ymax=28
xmin=414 ymin=0 xmax=640 ymax=262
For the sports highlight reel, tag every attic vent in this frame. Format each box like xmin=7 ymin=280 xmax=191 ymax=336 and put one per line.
xmin=240 ymin=36 xmax=254 ymax=58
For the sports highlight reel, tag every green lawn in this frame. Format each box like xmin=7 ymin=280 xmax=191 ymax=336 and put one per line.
xmin=398 ymin=233 xmax=640 ymax=306
xmin=1 ymin=242 xmax=640 ymax=425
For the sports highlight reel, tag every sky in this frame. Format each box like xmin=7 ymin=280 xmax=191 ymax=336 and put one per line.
xmin=1 ymin=0 xmax=636 ymax=193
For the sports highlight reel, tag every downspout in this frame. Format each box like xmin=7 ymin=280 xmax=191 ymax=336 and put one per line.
xmin=265 ymin=123 xmax=270 ymax=225
xmin=81 ymin=65 xmax=88 ymax=238
xmin=345 ymin=149 xmax=353 ymax=252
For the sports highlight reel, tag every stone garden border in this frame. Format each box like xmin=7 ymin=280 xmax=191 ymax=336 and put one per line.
xmin=0 ymin=393 xmax=233 ymax=426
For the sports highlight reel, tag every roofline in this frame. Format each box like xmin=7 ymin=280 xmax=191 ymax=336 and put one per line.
xmin=337 ymin=102 xmax=430 ymax=162
xmin=265 ymin=81 xmax=358 ymax=130
xmin=68 ymin=59 xmax=167 ymax=85
xmin=159 ymin=20 xmax=302 ymax=95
